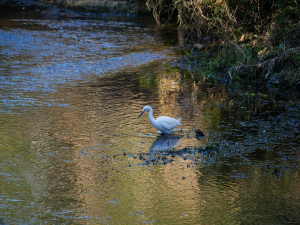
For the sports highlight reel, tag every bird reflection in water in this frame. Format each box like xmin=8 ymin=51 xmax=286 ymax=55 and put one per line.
xmin=147 ymin=134 xmax=183 ymax=162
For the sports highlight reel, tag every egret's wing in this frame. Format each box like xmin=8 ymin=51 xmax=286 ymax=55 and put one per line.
xmin=160 ymin=121 xmax=174 ymax=131
xmin=157 ymin=116 xmax=181 ymax=131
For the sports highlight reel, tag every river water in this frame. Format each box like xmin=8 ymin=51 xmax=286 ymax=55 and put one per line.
xmin=1 ymin=5 xmax=300 ymax=225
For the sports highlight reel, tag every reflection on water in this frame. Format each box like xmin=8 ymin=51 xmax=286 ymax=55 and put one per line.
xmin=150 ymin=134 xmax=183 ymax=151
xmin=0 ymin=8 xmax=179 ymax=113
xmin=148 ymin=134 xmax=182 ymax=161
xmin=1 ymin=5 xmax=300 ymax=225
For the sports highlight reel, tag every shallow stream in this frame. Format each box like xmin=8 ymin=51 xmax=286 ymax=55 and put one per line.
xmin=1 ymin=5 xmax=300 ymax=224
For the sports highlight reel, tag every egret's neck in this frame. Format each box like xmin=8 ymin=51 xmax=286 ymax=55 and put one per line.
xmin=148 ymin=108 xmax=157 ymax=127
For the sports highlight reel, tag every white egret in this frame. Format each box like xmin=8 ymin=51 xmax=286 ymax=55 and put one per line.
xmin=138 ymin=105 xmax=181 ymax=133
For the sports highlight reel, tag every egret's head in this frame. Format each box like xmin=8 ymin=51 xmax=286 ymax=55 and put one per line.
xmin=138 ymin=105 xmax=151 ymax=118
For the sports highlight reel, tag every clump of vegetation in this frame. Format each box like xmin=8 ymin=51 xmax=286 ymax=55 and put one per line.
xmin=171 ymin=0 xmax=300 ymax=86
xmin=173 ymin=0 xmax=300 ymax=43
xmin=212 ymin=43 xmax=300 ymax=85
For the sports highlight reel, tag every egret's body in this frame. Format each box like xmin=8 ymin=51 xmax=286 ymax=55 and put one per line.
xmin=138 ymin=105 xmax=181 ymax=133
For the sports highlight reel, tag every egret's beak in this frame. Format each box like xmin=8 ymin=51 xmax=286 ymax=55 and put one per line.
xmin=138 ymin=110 xmax=145 ymax=119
